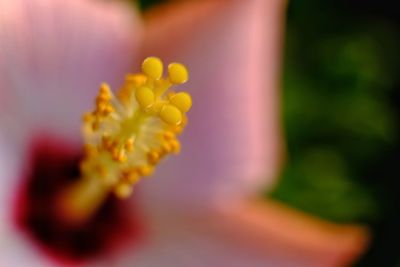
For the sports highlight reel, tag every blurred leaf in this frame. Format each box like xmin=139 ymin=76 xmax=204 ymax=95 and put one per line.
xmin=270 ymin=0 xmax=399 ymax=224
xmin=271 ymin=149 xmax=377 ymax=223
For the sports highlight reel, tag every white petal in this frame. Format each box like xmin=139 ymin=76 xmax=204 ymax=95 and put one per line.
xmin=0 ymin=0 xmax=142 ymax=141
xmin=0 ymin=131 xmax=53 ymax=266
xmin=0 ymin=225 xmax=54 ymax=267
xmin=0 ymin=1 xmax=142 ymax=263
xmin=0 ymin=130 xmax=25 ymax=227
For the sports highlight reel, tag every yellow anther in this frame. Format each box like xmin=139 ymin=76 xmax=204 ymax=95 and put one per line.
xmin=119 ymin=154 xmax=128 ymax=163
xmin=137 ymin=165 xmax=154 ymax=177
xmin=115 ymin=183 xmax=133 ymax=198
xmin=118 ymin=89 xmax=130 ymax=104
xmin=99 ymin=83 xmax=112 ymax=96
xmin=163 ymin=131 xmax=175 ymax=141
xmin=82 ymin=113 xmax=93 ymax=122
xmin=97 ymin=94 xmax=110 ymax=104
xmin=103 ymin=105 xmax=114 ymax=115
xmin=147 ymin=151 xmax=160 ymax=165
xmin=83 ymin=144 xmax=97 ymax=157
xmin=101 ymin=136 xmax=113 ymax=150
xmin=112 ymin=149 xmax=127 ymax=163
xmin=125 ymin=74 xmax=147 ymax=87
xmin=168 ymin=63 xmax=188 ymax=84
xmin=142 ymin=57 xmax=163 ymax=80
xmin=170 ymin=92 xmax=192 ymax=113
xmin=160 ymin=104 xmax=182 ymax=125
xmin=97 ymin=101 xmax=106 ymax=108
xmin=100 ymin=83 xmax=110 ymax=91
xmin=169 ymin=139 xmax=181 ymax=154
xmin=91 ymin=121 xmax=100 ymax=131
xmin=95 ymin=165 xmax=108 ymax=178
xmin=135 ymin=86 xmax=155 ymax=109
xmin=125 ymin=170 xmax=139 ymax=184
xmin=125 ymin=138 xmax=135 ymax=152
xmin=96 ymin=102 xmax=114 ymax=117
xmin=162 ymin=142 xmax=173 ymax=153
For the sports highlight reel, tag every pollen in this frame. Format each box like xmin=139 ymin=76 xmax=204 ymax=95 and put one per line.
xmin=81 ymin=57 xmax=192 ymax=198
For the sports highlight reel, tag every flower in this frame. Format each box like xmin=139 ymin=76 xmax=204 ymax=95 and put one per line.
xmin=0 ymin=0 xmax=368 ymax=266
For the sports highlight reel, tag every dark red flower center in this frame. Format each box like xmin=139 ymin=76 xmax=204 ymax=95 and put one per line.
xmin=13 ymin=136 xmax=144 ymax=266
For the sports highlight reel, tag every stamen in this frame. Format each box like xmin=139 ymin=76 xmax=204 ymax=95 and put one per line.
xmin=80 ymin=57 xmax=192 ymax=199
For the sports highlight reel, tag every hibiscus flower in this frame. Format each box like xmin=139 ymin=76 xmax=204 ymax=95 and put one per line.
xmin=0 ymin=0 xmax=368 ymax=266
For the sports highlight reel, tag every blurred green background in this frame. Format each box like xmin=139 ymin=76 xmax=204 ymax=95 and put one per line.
xmin=137 ymin=0 xmax=400 ymax=266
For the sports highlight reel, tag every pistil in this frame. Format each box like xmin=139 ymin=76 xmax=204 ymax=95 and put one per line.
xmin=58 ymin=57 xmax=192 ymax=224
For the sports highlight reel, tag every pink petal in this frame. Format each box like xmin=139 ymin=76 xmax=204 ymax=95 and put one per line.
xmin=0 ymin=0 xmax=141 ymax=141
xmin=108 ymin=199 xmax=368 ymax=267
xmin=139 ymin=0 xmax=286 ymax=209
xmin=212 ymin=200 xmax=369 ymax=267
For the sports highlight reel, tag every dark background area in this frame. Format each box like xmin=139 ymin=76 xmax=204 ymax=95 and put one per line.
xmin=273 ymin=1 xmax=400 ymax=266
xmin=138 ymin=0 xmax=400 ymax=266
